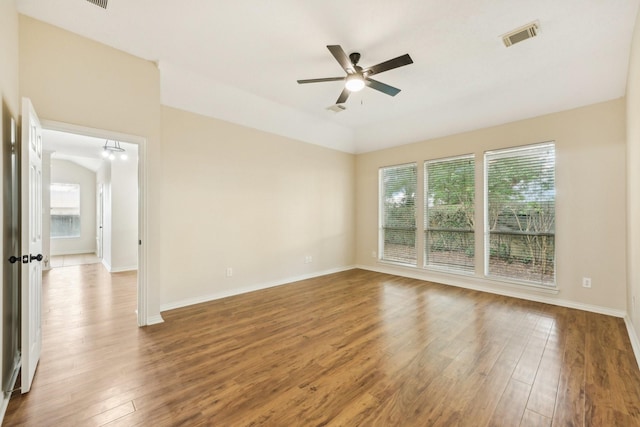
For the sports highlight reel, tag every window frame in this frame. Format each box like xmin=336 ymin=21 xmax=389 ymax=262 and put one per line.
xmin=378 ymin=162 xmax=418 ymax=266
xmin=50 ymin=182 xmax=82 ymax=239
xmin=483 ymin=142 xmax=556 ymax=288
xmin=424 ymin=154 xmax=475 ymax=274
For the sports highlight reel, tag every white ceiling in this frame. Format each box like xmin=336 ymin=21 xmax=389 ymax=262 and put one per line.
xmin=16 ymin=0 xmax=640 ymax=153
xmin=44 ymin=129 xmax=137 ymax=172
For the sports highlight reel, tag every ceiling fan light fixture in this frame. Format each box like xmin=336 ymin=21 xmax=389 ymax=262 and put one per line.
xmin=345 ymin=74 xmax=365 ymax=92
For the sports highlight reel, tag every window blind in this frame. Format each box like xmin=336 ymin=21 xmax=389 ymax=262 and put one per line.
xmin=424 ymin=155 xmax=475 ymax=272
xmin=485 ymin=143 xmax=555 ymax=286
xmin=50 ymin=183 xmax=81 ymax=238
xmin=380 ymin=163 xmax=417 ymax=265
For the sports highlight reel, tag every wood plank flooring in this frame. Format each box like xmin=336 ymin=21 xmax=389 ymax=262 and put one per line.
xmin=4 ymin=266 xmax=640 ymax=426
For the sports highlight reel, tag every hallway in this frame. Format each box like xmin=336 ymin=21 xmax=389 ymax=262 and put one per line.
xmin=5 ymin=264 xmax=139 ymax=425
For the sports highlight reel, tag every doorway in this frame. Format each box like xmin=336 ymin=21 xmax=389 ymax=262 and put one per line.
xmin=40 ymin=120 xmax=148 ymax=326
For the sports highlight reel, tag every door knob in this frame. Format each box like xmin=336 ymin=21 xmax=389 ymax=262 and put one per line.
xmin=30 ymin=254 xmax=43 ymax=262
xmin=8 ymin=256 xmax=20 ymax=264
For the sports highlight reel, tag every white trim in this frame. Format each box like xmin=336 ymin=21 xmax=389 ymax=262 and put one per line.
xmin=146 ymin=314 xmax=164 ymax=325
xmin=357 ymin=264 xmax=626 ymax=318
xmin=0 ymin=356 xmax=20 ymax=422
xmin=160 ymin=265 xmax=356 ymax=313
xmin=136 ymin=136 xmax=148 ymax=326
xmin=50 ymin=249 xmax=97 ymax=256
xmin=624 ymin=316 xmax=640 ymax=371
xmin=109 ymin=266 xmax=138 ymax=273
xmin=0 ymin=396 xmax=9 ymax=424
xmin=40 ymin=120 xmax=148 ymax=327
xmin=101 ymin=258 xmax=112 ymax=272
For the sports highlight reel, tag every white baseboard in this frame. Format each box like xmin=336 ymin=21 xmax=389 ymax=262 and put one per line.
xmin=146 ymin=314 xmax=164 ymax=325
xmin=101 ymin=260 xmax=137 ymax=273
xmin=356 ymin=264 xmax=627 ymax=318
xmin=625 ymin=316 xmax=640 ymax=371
xmin=0 ymin=394 xmax=9 ymax=426
xmin=51 ymin=249 xmax=97 ymax=256
xmin=160 ymin=265 xmax=356 ymax=313
xmin=0 ymin=356 xmax=20 ymax=424
xmin=110 ymin=265 xmax=138 ymax=273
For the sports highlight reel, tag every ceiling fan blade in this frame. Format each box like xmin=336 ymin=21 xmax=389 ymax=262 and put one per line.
xmin=365 ymin=54 xmax=413 ymax=76
xmin=336 ymin=87 xmax=350 ymax=104
xmin=297 ymin=77 xmax=345 ymax=84
xmin=327 ymin=45 xmax=355 ymax=74
xmin=365 ymin=78 xmax=401 ymax=96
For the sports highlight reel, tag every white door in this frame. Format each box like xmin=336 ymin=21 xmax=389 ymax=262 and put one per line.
xmin=20 ymin=98 xmax=43 ymax=394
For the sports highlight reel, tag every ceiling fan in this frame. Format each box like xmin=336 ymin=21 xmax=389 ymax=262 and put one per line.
xmin=297 ymin=45 xmax=413 ymax=104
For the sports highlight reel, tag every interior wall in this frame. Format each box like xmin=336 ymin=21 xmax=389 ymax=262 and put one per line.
xmin=160 ymin=106 xmax=355 ymax=308
xmin=110 ymin=157 xmax=138 ymax=272
xmin=0 ymin=1 xmax=19 ymax=116
xmin=356 ymin=99 xmax=627 ymax=313
xmin=18 ymin=15 xmax=163 ymax=320
xmin=49 ymin=159 xmax=96 ymax=256
xmin=627 ymin=6 xmax=640 ymax=336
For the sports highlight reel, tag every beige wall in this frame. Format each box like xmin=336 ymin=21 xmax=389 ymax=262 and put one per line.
xmin=18 ymin=16 xmax=163 ymax=320
xmin=356 ymin=99 xmax=627 ymax=313
xmin=627 ymin=7 xmax=640 ymax=336
xmin=0 ymin=0 xmax=19 ymax=117
xmin=160 ymin=106 xmax=355 ymax=307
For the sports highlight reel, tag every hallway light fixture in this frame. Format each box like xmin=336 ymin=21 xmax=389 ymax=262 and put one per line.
xmin=101 ymin=140 xmax=127 ymax=161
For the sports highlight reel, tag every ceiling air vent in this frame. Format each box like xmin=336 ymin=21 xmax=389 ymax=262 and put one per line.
xmin=86 ymin=0 xmax=108 ymax=9
xmin=502 ymin=21 xmax=539 ymax=47
xmin=326 ymin=104 xmax=346 ymax=113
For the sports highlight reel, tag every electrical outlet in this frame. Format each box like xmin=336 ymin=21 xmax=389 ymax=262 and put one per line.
xmin=582 ymin=277 xmax=591 ymax=288
xmin=304 ymin=255 xmax=313 ymax=264
xmin=226 ymin=267 xmax=233 ymax=277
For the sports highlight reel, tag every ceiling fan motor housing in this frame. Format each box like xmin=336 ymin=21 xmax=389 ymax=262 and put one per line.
xmin=349 ymin=52 xmax=361 ymax=66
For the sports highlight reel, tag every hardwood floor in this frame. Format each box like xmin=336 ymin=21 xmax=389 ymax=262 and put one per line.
xmin=49 ymin=253 xmax=100 ymax=268
xmin=4 ymin=266 xmax=640 ymax=426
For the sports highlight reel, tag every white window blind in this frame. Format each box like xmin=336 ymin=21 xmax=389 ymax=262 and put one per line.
xmin=424 ymin=155 xmax=475 ymax=272
xmin=51 ymin=183 xmax=81 ymax=238
xmin=485 ymin=143 xmax=555 ymax=286
xmin=380 ymin=163 xmax=417 ymax=265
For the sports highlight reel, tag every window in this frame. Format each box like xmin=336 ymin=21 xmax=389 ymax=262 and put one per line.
xmin=424 ymin=155 xmax=475 ymax=272
xmin=485 ymin=143 xmax=555 ymax=286
xmin=50 ymin=183 xmax=81 ymax=238
xmin=380 ymin=163 xmax=417 ymax=265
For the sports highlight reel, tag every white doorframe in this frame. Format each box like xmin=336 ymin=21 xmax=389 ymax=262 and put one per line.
xmin=96 ymin=183 xmax=104 ymax=259
xmin=40 ymin=120 xmax=148 ymax=326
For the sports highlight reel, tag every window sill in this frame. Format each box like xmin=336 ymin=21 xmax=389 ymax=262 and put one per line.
xmin=379 ymin=259 xmax=418 ymax=269
xmin=373 ymin=260 xmax=560 ymax=295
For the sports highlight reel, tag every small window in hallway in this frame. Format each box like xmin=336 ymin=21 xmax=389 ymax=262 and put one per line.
xmin=50 ymin=183 xmax=81 ymax=238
